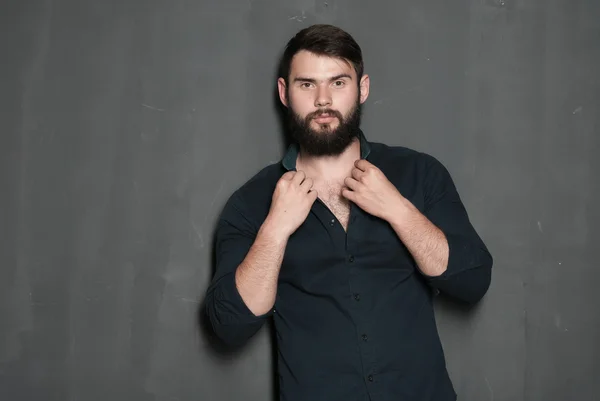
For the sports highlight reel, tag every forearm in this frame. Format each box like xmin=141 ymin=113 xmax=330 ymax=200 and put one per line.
xmin=386 ymin=196 xmax=449 ymax=277
xmin=387 ymin=153 xmax=493 ymax=304
xmin=386 ymin=193 xmax=492 ymax=303
xmin=235 ymin=217 xmax=289 ymax=316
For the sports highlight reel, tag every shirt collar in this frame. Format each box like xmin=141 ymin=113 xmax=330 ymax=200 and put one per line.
xmin=281 ymin=129 xmax=372 ymax=171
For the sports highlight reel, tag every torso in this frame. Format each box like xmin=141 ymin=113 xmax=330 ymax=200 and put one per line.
xmin=295 ymin=154 xmax=356 ymax=232
xmin=313 ymin=181 xmax=351 ymax=231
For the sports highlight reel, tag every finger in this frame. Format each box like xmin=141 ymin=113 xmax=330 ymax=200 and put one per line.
xmin=300 ymin=177 xmax=314 ymax=191
xmin=291 ymin=170 xmax=306 ymax=186
xmin=344 ymin=176 xmax=360 ymax=191
xmin=354 ymin=159 xmax=370 ymax=171
xmin=341 ymin=188 xmax=356 ymax=202
xmin=281 ymin=171 xmax=295 ymax=181
xmin=308 ymin=188 xmax=319 ymax=201
xmin=351 ymin=168 xmax=364 ymax=181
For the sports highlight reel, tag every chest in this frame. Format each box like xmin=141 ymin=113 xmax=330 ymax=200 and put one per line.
xmin=313 ymin=182 xmax=351 ymax=230
xmin=275 ymin=170 xmax=425 ymax=297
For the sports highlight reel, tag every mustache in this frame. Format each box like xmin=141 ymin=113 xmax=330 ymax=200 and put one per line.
xmin=307 ymin=108 xmax=343 ymax=120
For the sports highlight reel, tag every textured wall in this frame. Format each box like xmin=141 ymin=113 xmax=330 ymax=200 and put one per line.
xmin=1 ymin=0 xmax=599 ymax=400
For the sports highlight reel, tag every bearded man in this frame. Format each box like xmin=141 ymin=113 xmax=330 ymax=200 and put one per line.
xmin=205 ymin=24 xmax=493 ymax=401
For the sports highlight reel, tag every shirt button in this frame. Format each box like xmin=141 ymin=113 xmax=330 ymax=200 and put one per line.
xmin=348 ymin=255 xmax=354 ymax=263
xmin=329 ymin=219 xmax=335 ymax=226
xmin=367 ymin=375 xmax=373 ymax=382
xmin=354 ymin=293 xmax=360 ymax=301
xmin=361 ymin=334 xmax=368 ymax=341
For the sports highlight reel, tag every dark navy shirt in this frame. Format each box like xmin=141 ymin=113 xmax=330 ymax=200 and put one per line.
xmin=205 ymin=131 xmax=493 ymax=401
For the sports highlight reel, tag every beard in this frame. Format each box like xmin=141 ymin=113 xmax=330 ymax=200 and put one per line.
xmin=286 ymin=95 xmax=362 ymax=157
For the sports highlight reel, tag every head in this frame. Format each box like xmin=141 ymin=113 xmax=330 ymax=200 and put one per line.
xmin=277 ymin=24 xmax=370 ymax=156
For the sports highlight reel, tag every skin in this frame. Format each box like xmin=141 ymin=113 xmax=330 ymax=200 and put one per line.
xmin=278 ymin=50 xmax=369 ymax=179
xmin=235 ymin=50 xmax=449 ymax=316
xmin=342 ymin=159 xmax=449 ymax=278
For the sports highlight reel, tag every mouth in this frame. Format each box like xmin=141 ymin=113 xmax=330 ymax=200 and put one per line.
xmin=313 ymin=113 xmax=336 ymax=124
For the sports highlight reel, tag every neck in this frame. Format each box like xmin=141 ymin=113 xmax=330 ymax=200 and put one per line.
xmin=296 ymin=137 xmax=361 ymax=180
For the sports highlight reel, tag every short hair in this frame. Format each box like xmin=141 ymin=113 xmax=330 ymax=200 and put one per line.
xmin=278 ymin=24 xmax=364 ymax=84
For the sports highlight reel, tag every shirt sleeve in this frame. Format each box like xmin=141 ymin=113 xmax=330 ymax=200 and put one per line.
xmin=420 ymin=153 xmax=493 ymax=304
xmin=204 ymin=193 xmax=272 ymax=347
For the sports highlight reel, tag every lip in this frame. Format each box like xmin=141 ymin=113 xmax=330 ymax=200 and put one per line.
xmin=313 ymin=114 xmax=336 ymax=123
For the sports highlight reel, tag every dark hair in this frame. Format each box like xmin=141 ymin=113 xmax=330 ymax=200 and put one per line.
xmin=278 ymin=24 xmax=364 ymax=84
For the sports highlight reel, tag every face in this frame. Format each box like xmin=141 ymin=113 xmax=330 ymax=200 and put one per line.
xmin=278 ymin=50 xmax=370 ymax=156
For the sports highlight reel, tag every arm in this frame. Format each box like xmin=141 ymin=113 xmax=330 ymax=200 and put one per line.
xmin=343 ymin=156 xmax=492 ymax=304
xmin=387 ymin=201 xmax=449 ymax=278
xmin=387 ymin=155 xmax=493 ymax=304
xmin=205 ymin=171 xmax=315 ymax=347
xmin=235 ymin=219 xmax=288 ymax=316
xmin=204 ymin=195 xmax=287 ymax=348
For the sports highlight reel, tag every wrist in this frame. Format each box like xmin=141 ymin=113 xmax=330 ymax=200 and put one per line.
xmin=385 ymin=194 xmax=416 ymax=227
xmin=259 ymin=216 xmax=291 ymax=244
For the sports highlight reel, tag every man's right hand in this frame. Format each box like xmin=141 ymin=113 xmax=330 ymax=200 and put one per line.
xmin=263 ymin=171 xmax=318 ymax=239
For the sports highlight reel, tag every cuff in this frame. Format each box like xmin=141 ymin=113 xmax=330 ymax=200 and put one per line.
xmin=215 ymin=272 xmax=274 ymax=324
xmin=426 ymin=233 xmax=482 ymax=282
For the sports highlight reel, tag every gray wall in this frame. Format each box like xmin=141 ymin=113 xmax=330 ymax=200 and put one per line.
xmin=1 ymin=0 xmax=599 ymax=400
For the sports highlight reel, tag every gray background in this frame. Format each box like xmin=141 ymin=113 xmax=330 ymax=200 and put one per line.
xmin=1 ymin=0 xmax=599 ymax=400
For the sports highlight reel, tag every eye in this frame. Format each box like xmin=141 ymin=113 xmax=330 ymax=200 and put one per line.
xmin=332 ymin=80 xmax=345 ymax=87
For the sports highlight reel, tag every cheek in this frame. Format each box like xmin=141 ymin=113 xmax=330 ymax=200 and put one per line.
xmin=333 ymin=91 xmax=358 ymax=112
xmin=289 ymin=93 xmax=315 ymax=115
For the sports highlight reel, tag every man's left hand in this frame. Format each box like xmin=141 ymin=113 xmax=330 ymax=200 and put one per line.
xmin=342 ymin=159 xmax=407 ymax=221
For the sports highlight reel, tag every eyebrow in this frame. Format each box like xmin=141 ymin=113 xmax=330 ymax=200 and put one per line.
xmin=293 ymin=74 xmax=353 ymax=84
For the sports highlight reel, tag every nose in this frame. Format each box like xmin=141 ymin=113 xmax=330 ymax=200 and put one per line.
xmin=315 ymin=86 xmax=332 ymax=108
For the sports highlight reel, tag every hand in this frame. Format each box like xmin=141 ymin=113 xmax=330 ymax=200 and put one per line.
xmin=342 ymin=159 xmax=405 ymax=221
xmin=264 ymin=171 xmax=318 ymax=239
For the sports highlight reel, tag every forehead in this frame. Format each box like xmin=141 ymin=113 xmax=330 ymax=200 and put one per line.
xmin=289 ymin=50 xmax=356 ymax=79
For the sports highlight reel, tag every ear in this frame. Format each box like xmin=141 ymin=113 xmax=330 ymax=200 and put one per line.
xmin=277 ymin=77 xmax=289 ymax=107
xmin=359 ymin=74 xmax=370 ymax=104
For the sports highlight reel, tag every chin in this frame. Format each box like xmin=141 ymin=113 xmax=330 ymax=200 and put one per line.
xmin=311 ymin=121 xmax=339 ymax=132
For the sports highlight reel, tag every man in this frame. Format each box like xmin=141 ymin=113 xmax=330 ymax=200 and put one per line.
xmin=205 ymin=24 xmax=493 ymax=401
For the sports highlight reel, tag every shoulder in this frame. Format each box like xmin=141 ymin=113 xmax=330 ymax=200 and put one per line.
xmin=369 ymin=141 xmax=449 ymax=176
xmin=234 ymin=162 xmax=282 ymax=199
xmin=219 ymin=162 xmax=284 ymax=228
xmin=370 ymin=142 xmax=461 ymax=210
